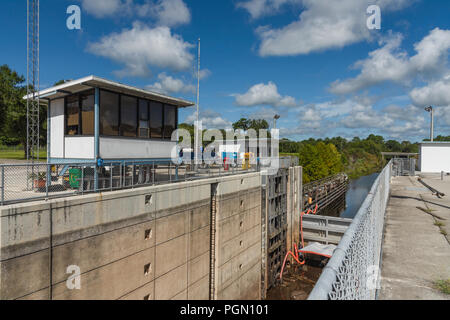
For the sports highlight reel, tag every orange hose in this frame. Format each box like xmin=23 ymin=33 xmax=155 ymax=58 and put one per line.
xmin=280 ymin=204 xmax=319 ymax=281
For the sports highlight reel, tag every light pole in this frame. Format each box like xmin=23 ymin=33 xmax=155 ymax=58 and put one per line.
xmin=273 ymin=114 xmax=280 ymax=130
xmin=194 ymin=38 xmax=200 ymax=170
xmin=425 ymin=106 xmax=434 ymax=142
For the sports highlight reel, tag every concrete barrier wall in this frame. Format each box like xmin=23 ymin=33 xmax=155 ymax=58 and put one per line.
xmin=0 ymin=172 xmax=261 ymax=300
xmin=214 ymin=175 xmax=262 ymax=300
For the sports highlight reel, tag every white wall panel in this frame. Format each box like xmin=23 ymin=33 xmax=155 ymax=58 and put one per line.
xmin=65 ymin=137 xmax=95 ymax=159
xmin=100 ymin=138 xmax=176 ymax=159
xmin=50 ymin=98 xmax=65 ymax=158
xmin=420 ymin=144 xmax=450 ymax=173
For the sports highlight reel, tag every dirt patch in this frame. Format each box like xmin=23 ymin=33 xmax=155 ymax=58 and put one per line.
xmin=265 ymin=260 xmax=325 ymax=300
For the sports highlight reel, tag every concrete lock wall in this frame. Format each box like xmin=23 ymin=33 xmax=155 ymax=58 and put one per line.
xmin=0 ymin=167 xmax=302 ymax=300
xmin=0 ymin=172 xmax=265 ymax=300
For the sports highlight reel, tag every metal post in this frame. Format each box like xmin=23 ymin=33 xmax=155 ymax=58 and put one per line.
xmin=94 ymin=165 xmax=98 ymax=192
xmin=132 ymin=162 xmax=135 ymax=188
xmin=442 ymin=171 xmax=444 ymax=181
xmin=169 ymin=162 xmax=172 ymax=182
xmin=46 ymin=164 xmax=49 ymax=198
xmin=152 ymin=162 xmax=155 ymax=185
xmin=431 ymin=108 xmax=434 ymax=142
xmin=81 ymin=166 xmax=84 ymax=195
xmin=1 ymin=166 xmax=4 ymax=205
xmin=110 ymin=164 xmax=113 ymax=191
xmin=120 ymin=163 xmax=123 ymax=188
xmin=194 ymin=38 xmax=201 ymax=171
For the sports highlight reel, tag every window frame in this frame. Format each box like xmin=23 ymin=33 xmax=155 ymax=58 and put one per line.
xmin=64 ymin=89 xmax=95 ymax=137
xmin=163 ymin=104 xmax=177 ymax=141
xmin=99 ymin=89 xmax=120 ymax=137
xmin=119 ymin=94 xmax=138 ymax=138
xmin=83 ymin=88 xmax=180 ymax=141
xmin=138 ymin=99 xmax=151 ymax=139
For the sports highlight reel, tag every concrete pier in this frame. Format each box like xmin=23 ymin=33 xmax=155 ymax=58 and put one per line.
xmin=380 ymin=174 xmax=450 ymax=300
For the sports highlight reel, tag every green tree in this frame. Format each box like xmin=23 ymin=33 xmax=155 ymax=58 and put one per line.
xmin=0 ymin=65 xmax=47 ymax=157
xmin=232 ymin=118 xmax=251 ymax=131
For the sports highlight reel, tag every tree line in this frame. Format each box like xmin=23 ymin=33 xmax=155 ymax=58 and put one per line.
xmin=281 ymin=135 xmax=421 ymax=182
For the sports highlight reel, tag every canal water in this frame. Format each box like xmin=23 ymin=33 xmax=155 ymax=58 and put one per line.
xmin=340 ymin=172 xmax=379 ymax=219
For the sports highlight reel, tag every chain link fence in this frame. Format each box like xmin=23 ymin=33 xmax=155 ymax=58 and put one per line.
xmin=0 ymin=160 xmax=260 ymax=206
xmin=308 ymin=160 xmax=392 ymax=300
xmin=392 ymin=158 xmax=416 ymax=176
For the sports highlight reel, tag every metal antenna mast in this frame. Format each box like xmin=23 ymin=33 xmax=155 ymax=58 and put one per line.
xmin=27 ymin=0 xmax=40 ymax=163
xmin=194 ymin=38 xmax=200 ymax=169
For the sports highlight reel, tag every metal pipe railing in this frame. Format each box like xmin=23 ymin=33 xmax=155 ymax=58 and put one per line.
xmin=0 ymin=159 xmax=263 ymax=206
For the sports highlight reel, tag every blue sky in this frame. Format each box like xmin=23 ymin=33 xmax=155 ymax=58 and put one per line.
xmin=1 ymin=0 xmax=450 ymax=142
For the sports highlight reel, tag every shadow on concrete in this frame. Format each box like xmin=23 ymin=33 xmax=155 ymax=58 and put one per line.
xmin=391 ymin=195 xmax=450 ymax=211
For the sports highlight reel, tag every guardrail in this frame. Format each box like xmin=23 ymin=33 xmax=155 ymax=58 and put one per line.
xmin=0 ymin=160 xmax=260 ymax=206
xmin=308 ymin=160 xmax=392 ymax=300
xmin=302 ymin=215 xmax=353 ymax=245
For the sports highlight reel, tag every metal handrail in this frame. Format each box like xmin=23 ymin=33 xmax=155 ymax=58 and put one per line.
xmin=0 ymin=160 xmax=262 ymax=206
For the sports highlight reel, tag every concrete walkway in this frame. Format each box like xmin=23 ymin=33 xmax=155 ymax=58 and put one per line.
xmin=380 ymin=175 xmax=450 ymax=300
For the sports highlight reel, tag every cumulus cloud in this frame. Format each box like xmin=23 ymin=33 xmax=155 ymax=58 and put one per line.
xmin=287 ymin=95 xmax=431 ymax=140
xmin=185 ymin=110 xmax=232 ymax=129
xmin=237 ymin=0 xmax=301 ymax=20
xmin=330 ymin=28 xmax=450 ymax=94
xmin=410 ymin=76 xmax=450 ymax=107
xmin=255 ymin=0 xmax=411 ymax=57
xmin=81 ymin=0 xmax=191 ymax=27
xmin=81 ymin=0 xmax=128 ymax=18
xmin=147 ymin=72 xmax=195 ymax=94
xmin=234 ymin=82 xmax=297 ymax=107
xmin=136 ymin=0 xmax=191 ymax=27
xmin=87 ymin=22 xmax=194 ymax=77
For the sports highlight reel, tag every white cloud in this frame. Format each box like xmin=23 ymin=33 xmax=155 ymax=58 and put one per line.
xmin=234 ymin=82 xmax=297 ymax=107
xmin=185 ymin=110 xmax=232 ymax=129
xmin=81 ymin=0 xmax=191 ymax=27
xmin=198 ymin=69 xmax=212 ymax=80
xmin=437 ymin=106 xmax=450 ymax=126
xmin=147 ymin=72 xmax=195 ymax=94
xmin=410 ymin=76 xmax=450 ymax=107
xmin=330 ymin=28 xmax=450 ymax=94
xmin=285 ymin=95 xmax=432 ymax=140
xmin=87 ymin=22 xmax=194 ymax=77
xmin=81 ymin=0 xmax=128 ymax=18
xmin=237 ymin=0 xmax=301 ymax=20
xmin=255 ymin=0 xmax=411 ymax=57
xmin=137 ymin=0 xmax=191 ymax=27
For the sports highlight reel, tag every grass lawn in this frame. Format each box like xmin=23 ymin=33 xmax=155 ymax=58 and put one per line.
xmin=0 ymin=150 xmax=47 ymax=161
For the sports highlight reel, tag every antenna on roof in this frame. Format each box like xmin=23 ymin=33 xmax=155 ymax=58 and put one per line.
xmin=194 ymin=38 xmax=201 ymax=169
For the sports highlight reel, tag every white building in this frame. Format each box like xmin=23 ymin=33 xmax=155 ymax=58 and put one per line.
xmin=27 ymin=75 xmax=194 ymax=164
xmin=419 ymin=142 xmax=450 ymax=173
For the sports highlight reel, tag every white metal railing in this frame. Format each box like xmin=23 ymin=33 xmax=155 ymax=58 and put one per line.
xmin=308 ymin=160 xmax=392 ymax=300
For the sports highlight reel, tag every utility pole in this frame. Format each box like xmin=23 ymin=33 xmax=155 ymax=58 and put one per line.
xmin=273 ymin=114 xmax=280 ymax=130
xmin=425 ymin=106 xmax=434 ymax=142
xmin=194 ymin=38 xmax=200 ymax=170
